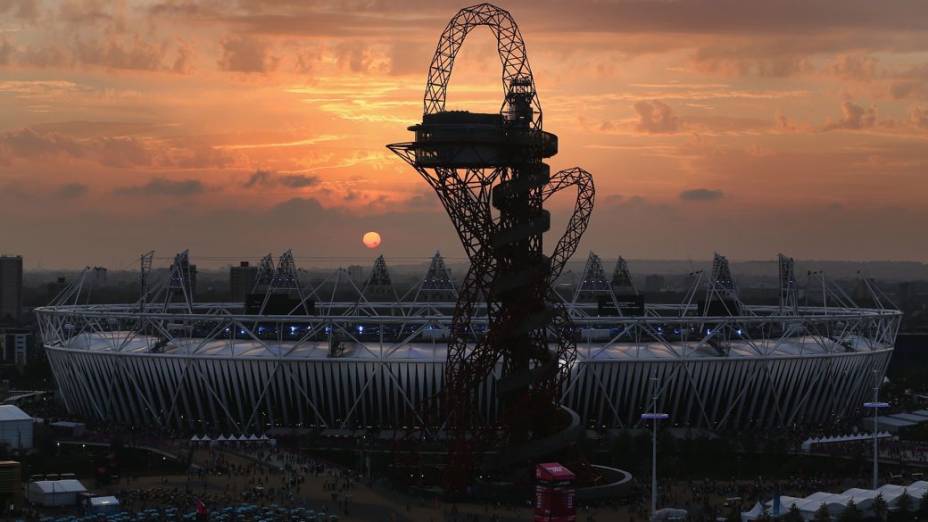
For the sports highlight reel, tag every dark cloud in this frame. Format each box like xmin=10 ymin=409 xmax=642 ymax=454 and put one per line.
xmin=634 ymin=100 xmax=680 ymax=134
xmin=0 ymin=0 xmax=39 ymax=21
xmin=149 ymin=1 xmax=928 ymax=38
xmin=17 ymin=46 xmax=70 ymax=68
xmin=243 ymin=170 xmax=319 ymax=189
xmin=0 ymin=38 xmax=12 ymax=66
xmin=115 ymin=178 xmax=206 ymax=196
xmin=54 ymin=183 xmax=89 ymax=199
xmin=829 ymin=54 xmax=880 ymax=81
xmin=603 ymin=194 xmax=624 ymax=206
xmin=172 ymin=42 xmax=193 ymax=74
xmin=0 ymin=129 xmax=84 ymax=158
xmin=98 ymin=137 xmax=154 ymax=168
xmin=912 ymin=106 xmax=928 ymax=129
xmin=679 ymin=188 xmax=724 ymax=202
xmin=218 ymin=35 xmax=277 ymax=73
xmin=73 ymin=37 xmax=166 ymax=71
xmin=0 ymin=128 xmax=232 ymax=169
xmin=279 ymin=174 xmax=319 ymax=188
xmin=823 ymin=101 xmax=877 ymax=131
xmin=689 ymin=49 xmax=811 ymax=78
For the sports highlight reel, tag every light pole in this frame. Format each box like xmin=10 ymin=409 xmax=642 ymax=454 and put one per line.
xmin=641 ymin=377 xmax=669 ymax=520
xmin=864 ymin=370 xmax=889 ymax=490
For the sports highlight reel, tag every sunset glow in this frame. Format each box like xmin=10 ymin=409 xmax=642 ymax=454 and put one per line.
xmin=1 ymin=1 xmax=927 ymax=266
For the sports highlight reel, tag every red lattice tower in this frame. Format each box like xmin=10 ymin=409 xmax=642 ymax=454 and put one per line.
xmin=389 ymin=3 xmax=594 ymax=491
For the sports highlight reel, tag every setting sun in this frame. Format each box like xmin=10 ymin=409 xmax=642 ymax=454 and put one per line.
xmin=362 ymin=231 xmax=382 ymax=249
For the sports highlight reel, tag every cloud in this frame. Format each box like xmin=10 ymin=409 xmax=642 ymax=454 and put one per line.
xmin=279 ymin=174 xmax=319 ymax=188
xmin=172 ymin=41 xmax=193 ymax=73
xmin=0 ymin=0 xmax=39 ymax=21
xmin=98 ymin=137 xmax=154 ymax=167
xmin=0 ymin=128 xmax=233 ymax=169
xmin=634 ymin=100 xmax=680 ymax=133
xmin=0 ymin=38 xmax=11 ymax=66
xmin=823 ymin=101 xmax=877 ymax=131
xmin=689 ymin=50 xmax=812 ymax=78
xmin=912 ymin=106 xmax=928 ymax=129
xmin=53 ymin=183 xmax=89 ymax=199
xmin=243 ymin=169 xmax=320 ymax=189
xmin=603 ymin=194 xmax=625 ymax=206
xmin=0 ymin=129 xmax=84 ymax=158
xmin=73 ymin=36 xmax=167 ymax=71
xmin=679 ymin=188 xmax=724 ymax=202
xmin=829 ymin=54 xmax=880 ymax=81
xmin=218 ymin=35 xmax=277 ymax=73
xmin=115 ymin=178 xmax=206 ymax=196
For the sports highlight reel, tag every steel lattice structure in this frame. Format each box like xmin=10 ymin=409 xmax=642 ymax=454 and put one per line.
xmin=388 ymin=3 xmax=595 ymax=482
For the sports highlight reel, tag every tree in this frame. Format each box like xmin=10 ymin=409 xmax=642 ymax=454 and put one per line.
xmin=837 ymin=499 xmax=861 ymax=522
xmin=814 ymin=503 xmax=832 ymax=522
xmin=725 ymin=505 xmax=741 ymax=522
xmin=874 ymin=494 xmax=889 ymax=522
xmin=890 ymin=490 xmax=914 ymax=522
xmin=919 ymin=488 xmax=928 ymax=518
xmin=783 ymin=504 xmax=804 ymax=522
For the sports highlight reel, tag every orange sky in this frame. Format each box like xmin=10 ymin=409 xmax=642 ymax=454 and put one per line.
xmin=1 ymin=0 xmax=927 ymax=268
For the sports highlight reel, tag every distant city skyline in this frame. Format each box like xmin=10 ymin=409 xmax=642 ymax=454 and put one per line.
xmin=2 ymin=1 xmax=928 ymax=265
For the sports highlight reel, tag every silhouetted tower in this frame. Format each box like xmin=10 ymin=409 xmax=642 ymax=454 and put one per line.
xmin=573 ymin=252 xmax=611 ymax=303
xmin=163 ymin=250 xmax=195 ymax=313
xmin=139 ymin=251 xmax=154 ymax=311
xmin=362 ymin=255 xmax=397 ymax=302
xmin=611 ymin=257 xmax=637 ymax=295
xmin=258 ymin=250 xmax=311 ymax=315
xmin=703 ymin=253 xmax=741 ymax=316
xmin=414 ymin=251 xmax=457 ymax=302
xmin=778 ymin=254 xmax=799 ymax=315
xmin=252 ymin=254 xmax=275 ymax=293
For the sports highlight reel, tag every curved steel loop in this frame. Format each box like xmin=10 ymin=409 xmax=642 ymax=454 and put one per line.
xmin=424 ymin=3 xmax=542 ymax=129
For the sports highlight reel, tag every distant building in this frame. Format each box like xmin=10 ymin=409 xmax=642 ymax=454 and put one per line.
xmin=229 ymin=262 xmax=258 ymax=302
xmin=0 ymin=257 xmax=22 ymax=325
xmin=46 ymin=276 xmax=68 ymax=304
xmin=0 ymin=329 xmax=32 ymax=368
xmin=347 ymin=265 xmax=364 ymax=282
xmin=0 ymin=461 xmax=23 ymax=512
xmin=644 ymin=274 xmax=665 ymax=293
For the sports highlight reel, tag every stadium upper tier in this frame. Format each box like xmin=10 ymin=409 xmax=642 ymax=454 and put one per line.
xmin=38 ymin=302 xmax=898 ymax=362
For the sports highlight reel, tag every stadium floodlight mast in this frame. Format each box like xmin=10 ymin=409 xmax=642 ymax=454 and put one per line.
xmin=641 ymin=377 xmax=669 ymax=519
xmin=864 ymin=368 xmax=889 ymax=490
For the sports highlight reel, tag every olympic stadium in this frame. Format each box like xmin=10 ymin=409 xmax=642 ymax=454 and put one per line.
xmin=35 ymin=250 xmax=901 ymax=434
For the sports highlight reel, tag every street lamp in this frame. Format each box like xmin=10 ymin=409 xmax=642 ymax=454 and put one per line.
xmin=864 ymin=369 xmax=889 ymax=490
xmin=641 ymin=377 xmax=669 ymax=520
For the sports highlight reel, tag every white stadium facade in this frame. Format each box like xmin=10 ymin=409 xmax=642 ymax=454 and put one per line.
xmin=36 ymin=250 xmax=901 ymax=434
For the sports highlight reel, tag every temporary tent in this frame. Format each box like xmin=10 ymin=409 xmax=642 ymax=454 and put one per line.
xmin=87 ymin=495 xmax=120 ymax=515
xmin=27 ymin=479 xmax=87 ymax=506
xmin=0 ymin=405 xmax=33 ymax=450
xmin=741 ymin=502 xmax=765 ymax=521
xmin=801 ymin=432 xmax=891 ymax=451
